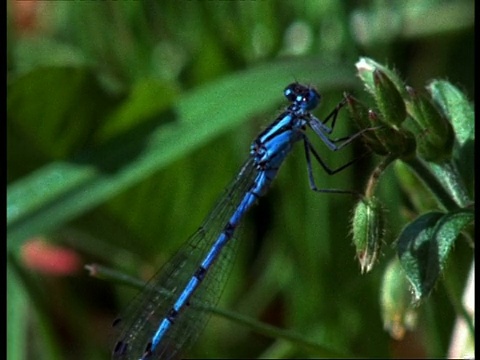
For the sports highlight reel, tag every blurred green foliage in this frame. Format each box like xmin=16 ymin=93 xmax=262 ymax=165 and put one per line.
xmin=7 ymin=1 xmax=474 ymax=359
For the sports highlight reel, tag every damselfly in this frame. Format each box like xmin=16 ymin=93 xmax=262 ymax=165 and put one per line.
xmin=112 ymin=83 xmax=365 ymax=360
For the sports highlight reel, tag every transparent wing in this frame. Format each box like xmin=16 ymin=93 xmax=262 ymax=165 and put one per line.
xmin=112 ymin=157 xmax=258 ymax=360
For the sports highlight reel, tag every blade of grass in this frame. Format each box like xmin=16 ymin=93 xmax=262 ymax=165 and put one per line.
xmin=8 ymin=56 xmax=355 ymax=250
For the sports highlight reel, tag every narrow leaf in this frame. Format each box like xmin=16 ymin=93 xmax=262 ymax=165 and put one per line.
xmin=8 ymin=57 xmax=355 ymax=250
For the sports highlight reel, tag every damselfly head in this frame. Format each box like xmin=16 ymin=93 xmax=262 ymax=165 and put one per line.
xmin=284 ymin=83 xmax=321 ymax=111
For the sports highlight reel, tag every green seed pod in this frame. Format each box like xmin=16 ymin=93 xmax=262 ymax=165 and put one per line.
xmin=351 ymin=196 xmax=385 ymax=273
xmin=356 ymin=58 xmax=408 ymax=126
xmin=367 ymin=111 xmax=417 ymax=159
xmin=372 ymin=69 xmax=407 ymax=127
xmin=356 ymin=57 xmax=407 ymax=98
xmin=344 ymin=93 xmax=390 ymax=155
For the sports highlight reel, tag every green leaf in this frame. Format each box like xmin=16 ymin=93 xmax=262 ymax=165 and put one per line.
xmin=397 ymin=210 xmax=474 ymax=301
xmin=94 ymin=78 xmax=179 ymax=143
xmin=8 ymin=254 xmax=64 ymax=360
xmin=428 ymin=160 xmax=472 ymax=208
xmin=13 ymin=37 xmax=89 ymax=75
xmin=428 ymin=80 xmax=474 ymax=146
xmin=7 ymin=67 xmax=117 ymax=159
xmin=427 ymin=80 xmax=474 ymax=197
xmin=7 ymin=57 xmax=356 ymax=250
xmin=7 ymin=261 xmax=28 ymax=360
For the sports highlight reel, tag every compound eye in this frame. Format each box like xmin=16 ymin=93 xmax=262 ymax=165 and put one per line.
xmin=284 ymin=83 xmax=299 ymax=102
xmin=304 ymin=88 xmax=320 ymax=110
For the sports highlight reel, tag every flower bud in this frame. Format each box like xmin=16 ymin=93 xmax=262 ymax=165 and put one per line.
xmin=405 ymin=86 xmax=454 ymax=162
xmin=351 ymin=196 xmax=385 ymax=273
